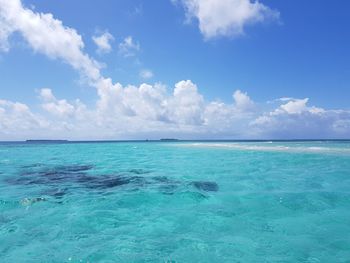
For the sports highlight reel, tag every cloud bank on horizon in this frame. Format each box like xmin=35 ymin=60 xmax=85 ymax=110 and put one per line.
xmin=0 ymin=0 xmax=349 ymax=140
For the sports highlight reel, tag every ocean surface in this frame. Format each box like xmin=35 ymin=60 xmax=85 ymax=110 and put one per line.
xmin=1 ymin=141 xmax=350 ymax=262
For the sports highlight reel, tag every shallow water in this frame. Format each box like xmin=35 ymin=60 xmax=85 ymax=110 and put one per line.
xmin=1 ymin=141 xmax=350 ymax=262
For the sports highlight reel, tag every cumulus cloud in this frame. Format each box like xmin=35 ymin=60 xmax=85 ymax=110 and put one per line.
xmin=0 ymin=0 xmax=101 ymax=83
xmin=0 ymin=99 xmax=50 ymax=140
xmin=139 ymin=69 xmax=154 ymax=79
xmin=233 ymin=90 xmax=254 ymax=111
xmin=251 ymin=99 xmax=350 ymax=139
xmin=175 ymin=0 xmax=279 ymax=39
xmin=92 ymin=31 xmax=114 ymax=54
xmin=94 ymin=79 xmax=204 ymax=127
xmin=118 ymin=36 xmax=140 ymax=57
xmin=168 ymin=80 xmax=204 ymax=125
xmin=1 ymin=82 xmax=350 ymax=140
xmin=279 ymin=98 xmax=309 ymax=114
xmin=39 ymin=88 xmax=86 ymax=118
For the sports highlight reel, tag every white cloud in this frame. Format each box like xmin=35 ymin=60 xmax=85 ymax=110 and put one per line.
xmin=279 ymin=98 xmax=309 ymax=114
xmin=0 ymin=0 xmax=101 ymax=83
xmin=268 ymin=98 xmax=324 ymax=116
xmin=94 ymin=79 xmax=203 ymax=126
xmin=175 ymin=0 xmax=279 ymax=39
xmin=251 ymin=99 xmax=350 ymax=139
xmin=168 ymin=80 xmax=204 ymax=125
xmin=39 ymin=88 xmax=82 ymax=118
xmin=118 ymin=36 xmax=140 ymax=57
xmin=233 ymin=89 xmax=254 ymax=111
xmin=92 ymin=31 xmax=114 ymax=54
xmin=0 ymin=99 xmax=49 ymax=139
xmin=277 ymin=97 xmax=295 ymax=102
xmin=139 ymin=69 xmax=154 ymax=79
xmin=39 ymin=88 xmax=56 ymax=101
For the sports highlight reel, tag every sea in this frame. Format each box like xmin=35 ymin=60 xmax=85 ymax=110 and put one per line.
xmin=1 ymin=140 xmax=350 ymax=262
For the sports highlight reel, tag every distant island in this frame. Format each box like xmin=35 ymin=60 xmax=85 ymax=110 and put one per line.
xmin=160 ymin=138 xmax=179 ymax=141
xmin=26 ymin=140 xmax=68 ymax=142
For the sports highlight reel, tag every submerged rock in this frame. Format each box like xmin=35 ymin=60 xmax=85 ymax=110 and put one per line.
xmin=41 ymin=188 xmax=67 ymax=199
xmin=84 ymin=175 xmax=131 ymax=189
xmin=59 ymin=165 xmax=94 ymax=173
xmin=8 ymin=164 xmax=218 ymax=198
xmin=13 ymin=164 xmax=94 ymax=185
xmin=192 ymin=181 xmax=219 ymax=192
xmin=10 ymin=164 xmax=150 ymax=194
xmin=129 ymin=169 xmax=151 ymax=175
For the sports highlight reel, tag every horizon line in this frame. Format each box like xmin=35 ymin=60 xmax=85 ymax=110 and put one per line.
xmin=0 ymin=139 xmax=350 ymax=143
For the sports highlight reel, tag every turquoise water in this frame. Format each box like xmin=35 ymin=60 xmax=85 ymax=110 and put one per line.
xmin=1 ymin=141 xmax=350 ymax=262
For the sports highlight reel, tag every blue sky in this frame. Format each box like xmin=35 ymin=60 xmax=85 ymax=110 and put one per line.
xmin=0 ymin=0 xmax=349 ymax=140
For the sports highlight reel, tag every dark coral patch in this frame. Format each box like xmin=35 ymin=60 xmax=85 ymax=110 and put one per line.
xmin=84 ymin=175 xmax=131 ymax=189
xmin=192 ymin=181 xmax=219 ymax=192
xmin=129 ymin=169 xmax=151 ymax=175
xmin=58 ymin=165 xmax=94 ymax=173
xmin=9 ymin=164 xmax=151 ymax=194
xmin=5 ymin=164 xmax=218 ymax=200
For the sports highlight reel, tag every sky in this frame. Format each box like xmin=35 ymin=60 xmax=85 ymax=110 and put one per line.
xmin=0 ymin=0 xmax=349 ymax=140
